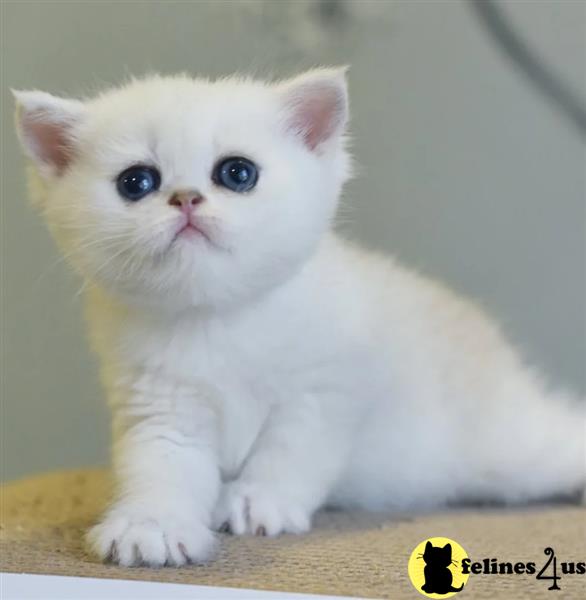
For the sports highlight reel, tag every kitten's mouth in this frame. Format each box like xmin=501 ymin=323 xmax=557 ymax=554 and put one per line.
xmin=169 ymin=217 xmax=215 ymax=249
xmin=176 ymin=222 xmax=209 ymax=240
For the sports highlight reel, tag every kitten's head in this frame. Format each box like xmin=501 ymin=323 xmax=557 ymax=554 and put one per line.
xmin=14 ymin=69 xmax=350 ymax=310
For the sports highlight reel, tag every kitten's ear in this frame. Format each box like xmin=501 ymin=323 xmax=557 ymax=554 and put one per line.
xmin=13 ymin=90 xmax=86 ymax=176
xmin=277 ymin=67 xmax=349 ymax=152
xmin=443 ymin=544 xmax=452 ymax=554
xmin=425 ymin=541 xmax=432 ymax=551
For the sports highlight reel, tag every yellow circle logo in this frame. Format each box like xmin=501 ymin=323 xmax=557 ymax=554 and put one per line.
xmin=408 ymin=537 xmax=470 ymax=597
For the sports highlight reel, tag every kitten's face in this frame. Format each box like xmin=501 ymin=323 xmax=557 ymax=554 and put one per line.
xmin=15 ymin=71 xmax=350 ymax=310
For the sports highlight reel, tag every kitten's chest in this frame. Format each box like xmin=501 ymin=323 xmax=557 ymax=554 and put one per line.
xmin=117 ymin=311 xmax=277 ymax=478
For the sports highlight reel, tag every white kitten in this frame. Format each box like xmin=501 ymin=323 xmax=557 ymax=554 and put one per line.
xmin=14 ymin=69 xmax=585 ymax=567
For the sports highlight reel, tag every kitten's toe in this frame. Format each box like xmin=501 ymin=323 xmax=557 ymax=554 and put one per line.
xmin=213 ymin=481 xmax=311 ymax=537
xmin=87 ymin=508 xmax=216 ymax=567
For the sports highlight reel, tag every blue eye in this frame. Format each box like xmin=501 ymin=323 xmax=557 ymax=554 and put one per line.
xmin=116 ymin=166 xmax=161 ymax=201
xmin=213 ymin=157 xmax=258 ymax=193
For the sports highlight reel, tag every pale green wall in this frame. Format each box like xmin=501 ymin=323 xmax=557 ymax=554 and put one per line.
xmin=1 ymin=1 xmax=584 ymax=481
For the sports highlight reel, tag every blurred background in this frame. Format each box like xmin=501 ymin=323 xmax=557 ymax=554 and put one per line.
xmin=1 ymin=0 xmax=584 ymax=481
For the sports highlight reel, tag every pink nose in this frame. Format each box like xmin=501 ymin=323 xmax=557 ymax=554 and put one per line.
xmin=168 ymin=190 xmax=205 ymax=212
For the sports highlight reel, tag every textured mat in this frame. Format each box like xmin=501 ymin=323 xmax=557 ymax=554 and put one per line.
xmin=1 ymin=469 xmax=585 ymax=598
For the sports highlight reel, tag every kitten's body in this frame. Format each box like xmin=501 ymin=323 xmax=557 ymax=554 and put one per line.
xmin=89 ymin=231 xmax=583 ymax=514
xmin=14 ymin=71 xmax=585 ymax=567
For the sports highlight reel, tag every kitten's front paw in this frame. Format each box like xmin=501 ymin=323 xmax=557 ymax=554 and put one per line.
xmin=87 ymin=508 xmax=216 ymax=567
xmin=213 ymin=481 xmax=311 ymax=537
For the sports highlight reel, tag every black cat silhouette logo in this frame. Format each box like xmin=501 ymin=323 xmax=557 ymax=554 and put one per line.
xmin=408 ymin=537 xmax=470 ymax=598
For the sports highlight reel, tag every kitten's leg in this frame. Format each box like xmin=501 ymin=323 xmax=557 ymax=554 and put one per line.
xmin=87 ymin=377 xmax=220 ymax=567
xmin=213 ymin=395 xmax=352 ymax=537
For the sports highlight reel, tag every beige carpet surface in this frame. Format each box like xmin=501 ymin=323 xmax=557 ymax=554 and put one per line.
xmin=1 ymin=469 xmax=585 ymax=599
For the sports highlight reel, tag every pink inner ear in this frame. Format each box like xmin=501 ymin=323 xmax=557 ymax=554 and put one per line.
xmin=287 ymin=84 xmax=346 ymax=151
xmin=23 ymin=111 xmax=75 ymax=173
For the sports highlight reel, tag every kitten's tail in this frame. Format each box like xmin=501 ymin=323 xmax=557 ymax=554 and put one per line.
xmin=467 ymin=382 xmax=586 ymax=505
xmin=508 ymin=386 xmax=586 ymax=503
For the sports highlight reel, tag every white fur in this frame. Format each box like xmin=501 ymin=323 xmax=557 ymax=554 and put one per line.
xmin=14 ymin=70 xmax=586 ymax=567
